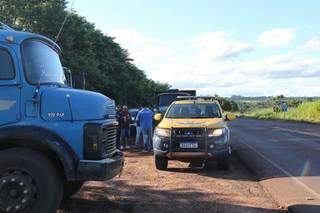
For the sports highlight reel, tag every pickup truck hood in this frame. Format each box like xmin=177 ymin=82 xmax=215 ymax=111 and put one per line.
xmin=41 ymin=88 xmax=115 ymax=121
xmin=158 ymin=118 xmax=226 ymax=129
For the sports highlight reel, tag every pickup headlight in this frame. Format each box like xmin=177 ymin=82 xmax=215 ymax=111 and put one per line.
xmin=155 ymin=127 xmax=170 ymax=137
xmin=208 ymin=128 xmax=226 ymax=137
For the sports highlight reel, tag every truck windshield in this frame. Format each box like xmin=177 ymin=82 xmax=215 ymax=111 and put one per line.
xmin=166 ymin=103 xmax=221 ymax=119
xmin=158 ymin=93 xmax=188 ymax=106
xmin=22 ymin=40 xmax=66 ymax=85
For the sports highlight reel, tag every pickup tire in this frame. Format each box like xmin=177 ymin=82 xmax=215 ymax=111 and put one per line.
xmin=218 ymin=146 xmax=232 ymax=170
xmin=204 ymin=159 xmax=216 ymax=170
xmin=218 ymin=155 xmax=231 ymax=170
xmin=189 ymin=160 xmax=204 ymax=168
xmin=155 ymin=155 xmax=168 ymax=170
xmin=63 ymin=181 xmax=84 ymax=201
xmin=0 ymin=148 xmax=63 ymax=213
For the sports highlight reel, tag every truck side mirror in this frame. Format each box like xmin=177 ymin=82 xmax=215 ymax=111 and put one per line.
xmin=73 ymin=72 xmax=86 ymax=90
xmin=63 ymin=67 xmax=73 ymax=88
xmin=225 ymin=113 xmax=236 ymax=121
xmin=154 ymin=113 xmax=162 ymax=121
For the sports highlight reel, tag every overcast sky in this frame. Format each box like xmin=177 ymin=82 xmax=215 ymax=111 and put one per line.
xmin=70 ymin=0 xmax=320 ymax=97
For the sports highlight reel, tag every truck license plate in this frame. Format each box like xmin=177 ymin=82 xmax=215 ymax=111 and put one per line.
xmin=180 ymin=142 xmax=198 ymax=149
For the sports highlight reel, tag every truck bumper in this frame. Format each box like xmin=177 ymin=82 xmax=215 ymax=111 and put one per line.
xmin=76 ymin=151 xmax=124 ymax=181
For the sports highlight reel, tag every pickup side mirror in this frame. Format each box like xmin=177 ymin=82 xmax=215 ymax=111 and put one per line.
xmin=225 ymin=113 xmax=236 ymax=121
xmin=154 ymin=113 xmax=162 ymax=121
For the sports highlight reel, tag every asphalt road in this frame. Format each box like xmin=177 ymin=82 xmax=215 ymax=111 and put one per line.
xmin=230 ymin=119 xmax=320 ymax=213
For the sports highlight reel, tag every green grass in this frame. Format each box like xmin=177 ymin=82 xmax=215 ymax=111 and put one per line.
xmin=240 ymin=101 xmax=320 ymax=123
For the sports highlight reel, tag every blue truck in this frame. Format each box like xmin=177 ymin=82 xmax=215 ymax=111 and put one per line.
xmin=0 ymin=24 xmax=124 ymax=212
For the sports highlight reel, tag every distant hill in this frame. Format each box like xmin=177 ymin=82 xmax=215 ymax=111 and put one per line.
xmin=230 ymin=95 xmax=319 ymax=102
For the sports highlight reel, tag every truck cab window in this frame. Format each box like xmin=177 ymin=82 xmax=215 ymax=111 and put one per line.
xmin=0 ymin=49 xmax=14 ymax=79
xmin=22 ymin=40 xmax=66 ymax=85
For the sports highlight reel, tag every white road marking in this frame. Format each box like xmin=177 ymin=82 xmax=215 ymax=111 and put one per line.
xmin=273 ymin=126 xmax=320 ymax=138
xmin=239 ymin=139 xmax=320 ymax=199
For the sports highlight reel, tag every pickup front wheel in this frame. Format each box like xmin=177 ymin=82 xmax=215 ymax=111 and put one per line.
xmin=155 ymin=155 xmax=168 ymax=170
xmin=0 ymin=148 xmax=63 ymax=213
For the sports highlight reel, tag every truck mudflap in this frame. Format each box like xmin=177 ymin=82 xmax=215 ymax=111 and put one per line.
xmin=77 ymin=151 xmax=124 ymax=181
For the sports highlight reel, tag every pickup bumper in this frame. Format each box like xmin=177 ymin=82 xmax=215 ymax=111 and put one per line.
xmin=77 ymin=151 xmax=124 ymax=181
xmin=154 ymin=148 xmax=230 ymax=160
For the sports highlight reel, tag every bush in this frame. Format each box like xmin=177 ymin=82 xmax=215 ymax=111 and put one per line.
xmin=242 ymin=100 xmax=320 ymax=123
xmin=215 ymin=97 xmax=239 ymax=112
xmin=287 ymin=99 xmax=302 ymax=107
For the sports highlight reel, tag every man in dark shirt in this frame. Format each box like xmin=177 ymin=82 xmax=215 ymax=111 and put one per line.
xmin=115 ymin=105 xmax=122 ymax=149
xmin=135 ymin=106 xmax=143 ymax=146
xmin=119 ymin=105 xmax=131 ymax=149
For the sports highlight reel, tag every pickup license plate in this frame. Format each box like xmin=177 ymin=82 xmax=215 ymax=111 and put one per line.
xmin=180 ymin=142 xmax=198 ymax=149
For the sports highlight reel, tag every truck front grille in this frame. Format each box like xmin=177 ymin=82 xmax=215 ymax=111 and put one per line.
xmin=84 ymin=123 xmax=117 ymax=160
xmin=101 ymin=125 xmax=117 ymax=157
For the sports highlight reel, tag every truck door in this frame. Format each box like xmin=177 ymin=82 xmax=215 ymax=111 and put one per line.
xmin=0 ymin=46 xmax=20 ymax=126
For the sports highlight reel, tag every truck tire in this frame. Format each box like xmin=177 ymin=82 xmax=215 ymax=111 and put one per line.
xmin=63 ymin=181 xmax=84 ymax=201
xmin=155 ymin=155 xmax=168 ymax=170
xmin=0 ymin=148 xmax=63 ymax=213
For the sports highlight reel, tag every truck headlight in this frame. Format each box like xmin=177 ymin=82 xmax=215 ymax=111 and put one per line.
xmin=208 ymin=128 xmax=225 ymax=137
xmin=155 ymin=127 xmax=170 ymax=137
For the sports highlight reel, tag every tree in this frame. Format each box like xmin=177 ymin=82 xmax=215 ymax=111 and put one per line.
xmin=214 ymin=96 xmax=239 ymax=112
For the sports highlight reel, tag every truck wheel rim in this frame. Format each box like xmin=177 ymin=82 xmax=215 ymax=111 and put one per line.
xmin=0 ymin=170 xmax=37 ymax=212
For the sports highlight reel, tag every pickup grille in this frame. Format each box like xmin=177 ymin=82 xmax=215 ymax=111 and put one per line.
xmin=172 ymin=128 xmax=206 ymax=138
xmin=171 ymin=128 xmax=206 ymax=152
xmin=101 ymin=125 xmax=117 ymax=157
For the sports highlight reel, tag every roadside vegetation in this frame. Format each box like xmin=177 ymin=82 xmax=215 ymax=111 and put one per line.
xmin=234 ymin=96 xmax=320 ymax=123
xmin=0 ymin=0 xmax=169 ymax=106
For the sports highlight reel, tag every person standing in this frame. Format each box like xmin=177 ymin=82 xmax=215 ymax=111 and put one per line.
xmin=119 ymin=105 xmax=131 ymax=149
xmin=135 ymin=106 xmax=143 ymax=146
xmin=136 ymin=107 xmax=154 ymax=152
xmin=115 ymin=105 xmax=122 ymax=149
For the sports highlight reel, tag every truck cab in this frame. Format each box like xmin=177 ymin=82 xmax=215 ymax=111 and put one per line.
xmin=153 ymin=96 xmax=236 ymax=171
xmin=0 ymin=28 xmax=123 ymax=212
xmin=155 ymin=89 xmax=196 ymax=114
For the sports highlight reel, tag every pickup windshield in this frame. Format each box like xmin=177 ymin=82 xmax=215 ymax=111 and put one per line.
xmin=22 ymin=40 xmax=66 ymax=85
xmin=166 ymin=103 xmax=221 ymax=118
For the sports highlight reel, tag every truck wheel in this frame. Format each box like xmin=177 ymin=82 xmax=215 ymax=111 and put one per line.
xmin=63 ymin=181 xmax=84 ymax=201
xmin=0 ymin=148 xmax=63 ymax=213
xmin=155 ymin=155 xmax=168 ymax=170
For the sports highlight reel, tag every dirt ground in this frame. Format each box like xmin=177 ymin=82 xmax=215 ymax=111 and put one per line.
xmin=59 ymin=150 xmax=286 ymax=213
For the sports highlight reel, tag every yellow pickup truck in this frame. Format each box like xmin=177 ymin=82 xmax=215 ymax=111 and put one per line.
xmin=153 ymin=96 xmax=236 ymax=170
